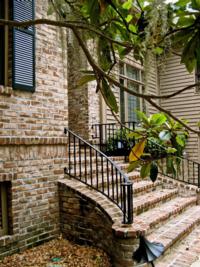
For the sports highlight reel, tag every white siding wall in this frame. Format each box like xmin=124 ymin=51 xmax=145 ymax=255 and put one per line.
xmin=159 ymin=54 xmax=200 ymax=162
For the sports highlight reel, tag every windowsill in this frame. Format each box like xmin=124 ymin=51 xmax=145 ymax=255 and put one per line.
xmin=0 ymin=85 xmax=12 ymax=96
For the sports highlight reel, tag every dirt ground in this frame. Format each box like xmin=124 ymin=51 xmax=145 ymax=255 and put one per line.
xmin=0 ymin=237 xmax=112 ymax=267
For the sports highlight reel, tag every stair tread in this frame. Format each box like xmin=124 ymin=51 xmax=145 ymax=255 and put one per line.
xmin=133 ymin=188 xmax=178 ymax=211
xmin=148 ymin=205 xmax=200 ymax=249
xmin=137 ymin=196 xmax=197 ymax=229
xmin=155 ymin=221 xmax=200 ymax=267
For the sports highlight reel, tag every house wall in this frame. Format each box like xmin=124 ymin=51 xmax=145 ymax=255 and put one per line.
xmin=0 ymin=0 xmax=68 ymax=257
xmin=159 ymin=54 xmax=200 ymax=162
xmin=67 ymin=35 xmax=101 ymax=140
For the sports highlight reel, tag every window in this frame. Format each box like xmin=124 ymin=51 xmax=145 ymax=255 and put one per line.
xmin=0 ymin=182 xmax=11 ymax=236
xmin=119 ymin=62 xmax=145 ymax=122
xmin=0 ymin=0 xmax=35 ymax=91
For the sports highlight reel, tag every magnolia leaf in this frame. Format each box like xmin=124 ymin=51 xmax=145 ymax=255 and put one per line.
xmin=127 ymin=161 xmax=140 ymax=173
xmin=150 ymin=113 xmax=166 ymax=126
xmin=127 ymin=131 xmax=144 ymax=139
xmin=129 ymin=139 xmax=146 ymax=162
xmin=136 ymin=110 xmax=149 ymax=126
xmin=181 ymin=33 xmax=198 ymax=73
xmin=77 ymin=75 xmax=96 ymax=87
xmin=192 ymin=0 xmax=200 ymax=9
xmin=101 ymin=79 xmax=118 ymax=113
xmin=176 ymin=135 xmax=185 ymax=147
xmin=166 ymin=147 xmax=177 ymax=154
xmin=159 ymin=130 xmax=171 ymax=141
xmin=140 ymin=163 xmax=151 ymax=178
xmin=122 ymin=0 xmax=132 ymax=9
xmin=150 ymin=162 xmax=158 ymax=183
xmin=153 ymin=47 xmax=164 ymax=55
xmin=126 ymin=14 xmax=133 ymax=23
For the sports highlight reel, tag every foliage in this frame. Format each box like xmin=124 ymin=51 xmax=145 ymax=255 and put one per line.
xmin=47 ymin=0 xmax=200 ymax=124
xmin=128 ymin=111 xmax=188 ymax=180
xmin=106 ymin=128 xmax=134 ymax=154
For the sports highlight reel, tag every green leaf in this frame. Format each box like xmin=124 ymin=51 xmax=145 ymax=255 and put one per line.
xmin=127 ymin=131 xmax=144 ymax=139
xmin=192 ymin=0 xmax=200 ymax=9
xmin=86 ymin=0 xmax=100 ymax=24
xmin=159 ymin=130 xmax=171 ymax=141
xmin=150 ymin=162 xmax=158 ymax=183
xmin=122 ymin=0 xmax=132 ymax=10
xmin=101 ymin=79 xmax=118 ymax=113
xmin=150 ymin=113 xmax=166 ymax=126
xmin=166 ymin=147 xmax=177 ymax=154
xmin=98 ymin=38 xmax=112 ymax=72
xmin=176 ymin=135 xmax=185 ymax=147
xmin=129 ymin=24 xmax=137 ymax=33
xmin=77 ymin=75 xmax=96 ymax=87
xmin=136 ymin=110 xmax=149 ymax=126
xmin=181 ymin=33 xmax=198 ymax=73
xmin=153 ymin=47 xmax=164 ymax=55
xmin=140 ymin=163 xmax=151 ymax=178
xmin=126 ymin=14 xmax=133 ymax=23
xmin=127 ymin=161 xmax=140 ymax=172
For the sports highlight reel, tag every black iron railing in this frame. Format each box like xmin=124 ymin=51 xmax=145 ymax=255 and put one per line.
xmin=64 ymin=128 xmax=133 ymax=224
xmin=92 ymin=122 xmax=200 ymax=187
xmin=91 ymin=121 xmax=136 ymax=156
xmin=157 ymin=155 xmax=200 ymax=187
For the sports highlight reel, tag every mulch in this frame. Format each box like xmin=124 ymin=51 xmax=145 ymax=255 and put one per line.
xmin=0 ymin=237 xmax=112 ymax=267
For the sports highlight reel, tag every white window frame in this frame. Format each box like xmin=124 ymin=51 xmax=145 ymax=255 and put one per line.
xmin=119 ymin=61 xmax=145 ymax=122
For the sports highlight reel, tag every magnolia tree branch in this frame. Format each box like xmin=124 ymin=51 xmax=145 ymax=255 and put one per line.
xmin=0 ymin=18 xmax=133 ymax=48
xmin=1 ymin=18 xmax=199 ymax=134
xmin=72 ymin=28 xmax=200 ymax=134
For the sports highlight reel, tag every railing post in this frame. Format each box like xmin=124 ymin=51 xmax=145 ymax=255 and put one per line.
xmin=196 ymin=164 xmax=200 ymax=205
xmin=198 ymin=164 xmax=200 ymax=188
xmin=121 ymin=181 xmax=133 ymax=224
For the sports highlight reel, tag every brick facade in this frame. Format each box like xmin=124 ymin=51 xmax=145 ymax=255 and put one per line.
xmin=0 ymin=0 xmax=68 ymax=257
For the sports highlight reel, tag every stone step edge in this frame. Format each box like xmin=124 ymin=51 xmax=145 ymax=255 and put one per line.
xmin=138 ymin=196 xmax=197 ymax=234
xmin=155 ymin=223 xmax=200 ymax=267
xmin=133 ymin=189 xmax=179 ymax=215
xmin=148 ymin=206 xmax=200 ymax=254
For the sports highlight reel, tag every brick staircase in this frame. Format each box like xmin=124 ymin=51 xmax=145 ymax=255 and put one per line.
xmin=61 ymin=129 xmax=200 ymax=267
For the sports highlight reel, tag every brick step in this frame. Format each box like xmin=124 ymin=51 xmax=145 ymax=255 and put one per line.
xmin=133 ymin=188 xmax=179 ymax=215
xmin=145 ymin=205 xmax=200 ymax=266
xmin=102 ymin=180 xmax=162 ymax=199
xmin=155 ymin=222 xmax=200 ymax=267
xmin=126 ymin=170 xmax=142 ymax=181
xmin=137 ymin=196 xmax=197 ymax=234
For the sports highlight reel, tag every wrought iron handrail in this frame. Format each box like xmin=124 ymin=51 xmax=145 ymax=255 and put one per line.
xmin=64 ymin=128 xmax=133 ymax=224
xmin=92 ymin=122 xmax=200 ymax=188
xmin=91 ymin=121 xmax=136 ymax=156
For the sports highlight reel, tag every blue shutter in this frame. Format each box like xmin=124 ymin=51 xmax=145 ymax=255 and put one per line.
xmin=12 ymin=0 xmax=35 ymax=91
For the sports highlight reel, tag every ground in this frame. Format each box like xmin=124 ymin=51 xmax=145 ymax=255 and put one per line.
xmin=0 ymin=237 xmax=111 ymax=267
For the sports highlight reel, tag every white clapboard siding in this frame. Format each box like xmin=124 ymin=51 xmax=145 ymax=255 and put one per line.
xmin=159 ymin=54 xmax=200 ymax=162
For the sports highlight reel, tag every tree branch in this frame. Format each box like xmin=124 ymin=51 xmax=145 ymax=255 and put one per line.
xmin=72 ymin=28 xmax=200 ymax=134
xmin=2 ymin=18 xmax=199 ymax=134
xmin=0 ymin=18 xmax=133 ymax=49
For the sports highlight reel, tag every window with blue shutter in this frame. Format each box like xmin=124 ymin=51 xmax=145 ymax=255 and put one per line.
xmin=0 ymin=1 xmax=5 ymax=85
xmin=12 ymin=0 xmax=35 ymax=92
